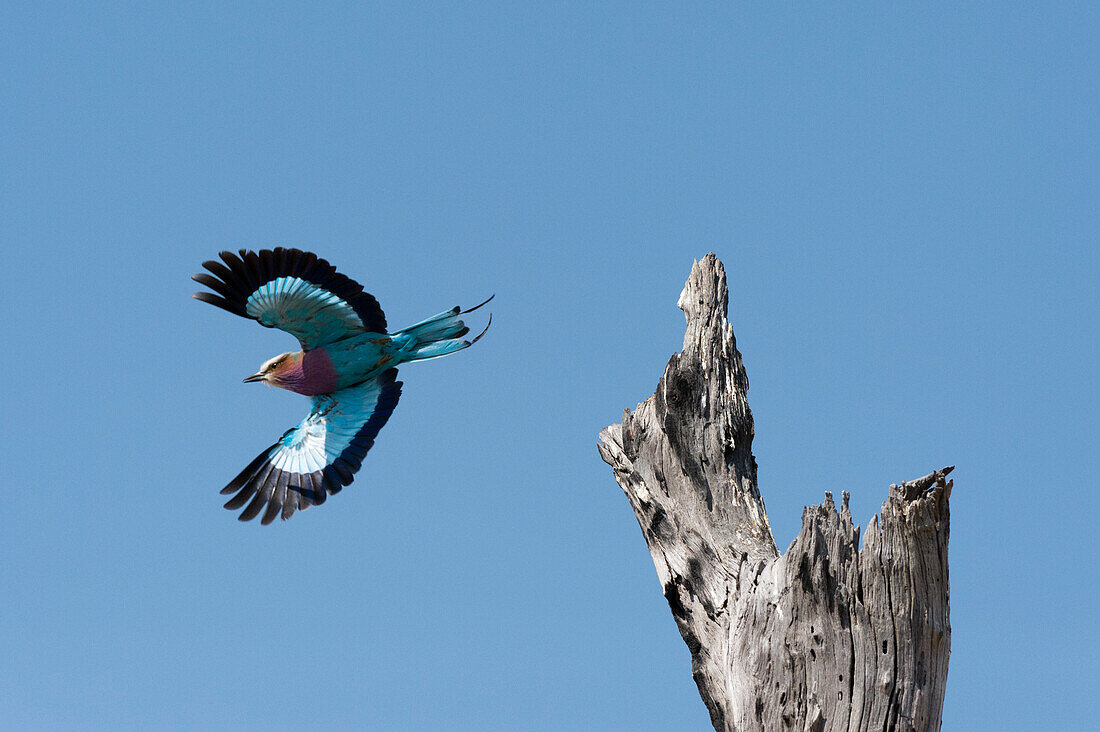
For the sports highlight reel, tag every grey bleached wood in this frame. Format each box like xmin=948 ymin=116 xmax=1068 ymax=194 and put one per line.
xmin=598 ymin=254 xmax=951 ymax=731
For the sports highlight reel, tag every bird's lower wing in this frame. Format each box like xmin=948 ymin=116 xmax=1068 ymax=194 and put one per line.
xmin=221 ymin=369 xmax=403 ymax=524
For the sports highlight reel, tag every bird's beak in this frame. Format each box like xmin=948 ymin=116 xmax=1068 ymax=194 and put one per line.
xmin=243 ymin=373 xmax=265 ymax=383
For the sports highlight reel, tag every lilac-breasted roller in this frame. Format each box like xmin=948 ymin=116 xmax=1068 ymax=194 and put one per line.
xmin=192 ymin=248 xmax=491 ymax=525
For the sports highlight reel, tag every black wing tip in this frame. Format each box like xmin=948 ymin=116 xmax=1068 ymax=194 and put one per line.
xmin=223 ymin=462 xmax=334 ymax=525
xmin=192 ymin=291 xmax=247 ymax=317
xmin=218 ymin=250 xmax=244 ymax=269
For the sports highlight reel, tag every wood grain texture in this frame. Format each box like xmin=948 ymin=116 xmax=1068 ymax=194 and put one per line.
xmin=598 ymin=254 xmax=951 ymax=731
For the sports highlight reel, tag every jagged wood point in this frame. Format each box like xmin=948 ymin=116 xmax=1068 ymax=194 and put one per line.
xmin=598 ymin=254 xmax=951 ymax=731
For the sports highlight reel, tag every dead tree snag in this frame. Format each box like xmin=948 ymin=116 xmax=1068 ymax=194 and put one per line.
xmin=598 ymin=254 xmax=951 ymax=731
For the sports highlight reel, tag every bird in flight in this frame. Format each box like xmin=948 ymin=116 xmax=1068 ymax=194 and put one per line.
xmin=193 ymin=248 xmax=491 ymax=525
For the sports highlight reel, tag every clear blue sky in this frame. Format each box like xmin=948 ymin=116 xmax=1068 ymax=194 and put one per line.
xmin=1 ymin=3 xmax=1096 ymax=729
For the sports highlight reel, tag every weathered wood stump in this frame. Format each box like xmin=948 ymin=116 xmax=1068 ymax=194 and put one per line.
xmin=598 ymin=255 xmax=951 ymax=731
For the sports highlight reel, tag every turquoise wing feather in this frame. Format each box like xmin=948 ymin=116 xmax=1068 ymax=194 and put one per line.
xmin=220 ymin=369 xmax=403 ymax=524
xmin=192 ymin=248 xmax=387 ymax=349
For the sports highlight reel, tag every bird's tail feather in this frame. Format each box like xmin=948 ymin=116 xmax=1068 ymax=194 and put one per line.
xmin=395 ymin=296 xmax=493 ymax=362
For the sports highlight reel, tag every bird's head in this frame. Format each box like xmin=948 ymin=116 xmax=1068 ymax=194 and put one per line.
xmin=244 ymin=352 xmax=297 ymax=387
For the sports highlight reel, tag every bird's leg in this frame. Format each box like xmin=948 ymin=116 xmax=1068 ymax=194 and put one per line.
xmin=314 ymin=394 xmax=337 ymax=418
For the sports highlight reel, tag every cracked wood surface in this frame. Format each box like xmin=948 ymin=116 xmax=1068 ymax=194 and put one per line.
xmin=598 ymin=255 xmax=951 ymax=731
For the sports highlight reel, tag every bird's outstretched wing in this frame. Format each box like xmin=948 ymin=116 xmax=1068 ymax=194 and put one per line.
xmin=221 ymin=369 xmax=402 ymax=524
xmin=192 ymin=248 xmax=387 ymax=349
